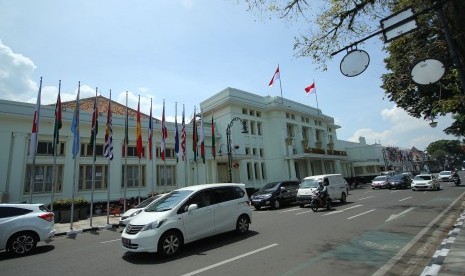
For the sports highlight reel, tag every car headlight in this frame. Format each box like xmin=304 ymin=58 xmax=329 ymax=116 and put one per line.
xmin=262 ymin=194 xmax=272 ymax=199
xmin=129 ymin=209 xmax=142 ymax=218
xmin=141 ymin=220 xmax=166 ymax=232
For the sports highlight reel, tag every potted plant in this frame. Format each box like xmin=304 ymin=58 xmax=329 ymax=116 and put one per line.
xmin=75 ymin=198 xmax=89 ymax=220
xmin=54 ymin=198 xmax=77 ymax=223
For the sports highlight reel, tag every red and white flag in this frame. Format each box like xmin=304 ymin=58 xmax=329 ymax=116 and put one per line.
xmin=305 ymin=82 xmax=316 ymax=95
xmin=29 ymin=78 xmax=42 ymax=158
xmin=268 ymin=66 xmax=280 ymax=87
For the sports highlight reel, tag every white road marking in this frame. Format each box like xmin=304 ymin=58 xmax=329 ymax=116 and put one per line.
xmin=279 ymin=208 xmax=301 ymax=213
xmin=295 ymin=210 xmax=315 ymax=215
xmin=322 ymin=204 xmax=363 ymax=216
xmin=399 ymin=196 xmax=412 ymax=202
xmin=358 ymin=196 xmax=374 ymax=200
xmin=386 ymin=207 xmax=415 ymax=222
xmin=347 ymin=209 xmax=376 ymax=220
xmin=100 ymin=239 xmax=121 ymax=244
xmin=181 ymin=243 xmax=279 ymax=276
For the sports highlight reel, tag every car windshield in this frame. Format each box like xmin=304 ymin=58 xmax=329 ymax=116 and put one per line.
xmin=145 ymin=190 xmax=193 ymax=212
xmin=373 ymin=176 xmax=388 ymax=181
xmin=135 ymin=196 xmax=159 ymax=208
xmin=414 ymin=175 xmax=432 ymax=181
xmin=300 ymin=178 xmax=321 ymax=188
xmin=259 ymin=182 xmax=280 ymax=192
xmin=390 ymin=174 xmax=404 ymax=181
xmin=439 ymin=171 xmax=451 ymax=175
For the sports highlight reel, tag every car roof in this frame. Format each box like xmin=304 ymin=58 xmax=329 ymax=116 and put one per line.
xmin=175 ymin=183 xmax=246 ymax=192
xmin=303 ymin=174 xmax=341 ymax=179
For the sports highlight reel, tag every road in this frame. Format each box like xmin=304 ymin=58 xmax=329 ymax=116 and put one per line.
xmin=1 ymin=181 xmax=464 ymax=276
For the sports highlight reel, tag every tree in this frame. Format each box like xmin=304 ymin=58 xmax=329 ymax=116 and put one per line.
xmin=242 ymin=0 xmax=465 ymax=136
xmin=426 ymin=139 xmax=465 ymax=169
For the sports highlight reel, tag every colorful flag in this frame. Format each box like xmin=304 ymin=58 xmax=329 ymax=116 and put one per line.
xmin=268 ymin=66 xmax=280 ymax=87
xmin=192 ymin=108 xmax=197 ymax=161
xmin=174 ymin=103 xmax=179 ymax=162
xmin=71 ymin=83 xmax=81 ymax=159
xmin=122 ymin=92 xmax=129 ymax=158
xmin=181 ymin=105 xmax=186 ymax=161
xmin=305 ymin=82 xmax=316 ymax=95
xmin=148 ymin=99 xmax=153 ymax=160
xmin=90 ymin=90 xmax=98 ymax=149
xmin=29 ymin=78 xmax=42 ymax=158
xmin=211 ymin=116 xmax=216 ymax=160
xmin=52 ymin=81 xmax=62 ymax=155
xmin=103 ymin=91 xmax=113 ymax=160
xmin=200 ymin=111 xmax=205 ymax=164
xmin=160 ymin=100 xmax=168 ymax=161
xmin=136 ymin=96 xmax=143 ymax=158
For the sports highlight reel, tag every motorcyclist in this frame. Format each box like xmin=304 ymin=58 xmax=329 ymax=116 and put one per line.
xmin=317 ymin=179 xmax=330 ymax=206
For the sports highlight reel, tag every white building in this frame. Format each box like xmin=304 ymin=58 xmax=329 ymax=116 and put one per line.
xmin=0 ymin=87 xmax=419 ymax=204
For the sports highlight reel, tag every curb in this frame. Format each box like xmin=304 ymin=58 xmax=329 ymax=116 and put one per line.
xmin=54 ymin=224 xmax=120 ymax=237
xmin=420 ymin=211 xmax=465 ymax=276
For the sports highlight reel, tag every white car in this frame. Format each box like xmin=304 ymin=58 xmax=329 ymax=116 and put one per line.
xmin=0 ymin=204 xmax=55 ymax=256
xmin=412 ymin=174 xmax=440 ymax=191
xmin=119 ymin=194 xmax=166 ymax=226
xmin=438 ymin=171 xmax=453 ymax=182
xmin=121 ymin=183 xmax=252 ymax=257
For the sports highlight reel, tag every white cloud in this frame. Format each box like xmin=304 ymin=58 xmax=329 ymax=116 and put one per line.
xmin=0 ymin=39 xmax=37 ymax=102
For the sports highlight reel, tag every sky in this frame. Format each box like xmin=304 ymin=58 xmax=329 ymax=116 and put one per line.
xmin=0 ymin=0 xmax=458 ymax=151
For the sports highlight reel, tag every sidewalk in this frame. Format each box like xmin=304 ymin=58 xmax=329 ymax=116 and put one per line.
xmin=421 ymin=210 xmax=465 ymax=276
xmin=54 ymin=214 xmax=121 ymax=236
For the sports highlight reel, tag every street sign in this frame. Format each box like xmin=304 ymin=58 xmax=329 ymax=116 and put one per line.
xmin=380 ymin=7 xmax=417 ymax=42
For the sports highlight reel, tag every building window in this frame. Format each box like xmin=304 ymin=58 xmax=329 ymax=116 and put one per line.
xmin=286 ymin=113 xmax=290 ymax=119
xmin=79 ymin=165 xmax=108 ymax=190
xmin=254 ymin=163 xmax=260 ymax=180
xmin=252 ymin=148 xmax=257 ymax=156
xmin=257 ymin=122 xmax=262 ymax=136
xmin=286 ymin=124 xmax=294 ymax=138
xmin=157 ymin=147 xmax=174 ymax=159
xmin=249 ymin=110 xmax=255 ymax=116
xmin=81 ymin=143 xmax=104 ymax=157
xmin=354 ymin=167 xmax=363 ymax=174
xmin=35 ymin=141 xmax=65 ymax=156
xmin=302 ymin=127 xmax=308 ymax=140
xmin=259 ymin=148 xmax=264 ymax=158
xmin=123 ymin=146 xmax=144 ymax=157
xmin=122 ymin=165 xmax=146 ymax=188
xmin=245 ymin=148 xmax=250 ymax=155
xmin=242 ymin=108 xmax=247 ymax=114
xmin=157 ymin=165 xmax=176 ymax=186
xmin=250 ymin=121 xmax=256 ymax=135
xmin=256 ymin=111 xmax=261 ymax=117
xmin=24 ymin=165 xmax=64 ymax=193
xmin=291 ymin=114 xmax=295 ymax=120
xmin=247 ymin=162 xmax=252 ymax=180
xmin=261 ymin=162 xmax=266 ymax=179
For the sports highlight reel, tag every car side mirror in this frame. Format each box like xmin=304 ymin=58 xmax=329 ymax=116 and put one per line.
xmin=187 ymin=204 xmax=198 ymax=212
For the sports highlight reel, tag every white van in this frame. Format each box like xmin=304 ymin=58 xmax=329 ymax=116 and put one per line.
xmin=296 ymin=174 xmax=348 ymax=207
xmin=121 ymin=183 xmax=251 ymax=257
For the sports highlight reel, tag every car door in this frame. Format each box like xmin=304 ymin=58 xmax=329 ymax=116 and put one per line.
xmin=213 ymin=187 xmax=238 ymax=234
xmin=180 ymin=189 xmax=215 ymax=242
xmin=283 ymin=182 xmax=298 ymax=204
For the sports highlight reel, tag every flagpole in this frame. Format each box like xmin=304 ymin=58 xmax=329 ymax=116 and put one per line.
xmin=106 ymin=90 xmax=112 ymax=225
xmin=163 ymin=100 xmax=167 ymax=192
xmin=89 ymin=88 xmax=98 ymax=227
xmin=29 ymin=77 xmax=42 ymax=203
xmin=278 ymin=64 xmax=284 ymax=105
xmin=150 ymin=98 xmax=154 ymax=195
xmin=123 ymin=91 xmax=128 ymax=213
xmin=70 ymin=81 xmax=81 ymax=231
xmin=51 ymin=80 xmax=61 ymax=210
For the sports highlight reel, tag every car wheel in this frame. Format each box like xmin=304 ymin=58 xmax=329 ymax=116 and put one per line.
xmin=299 ymin=204 xmax=305 ymax=208
xmin=273 ymin=200 xmax=280 ymax=209
xmin=340 ymin=193 xmax=347 ymax=204
xmin=236 ymin=215 xmax=250 ymax=234
xmin=7 ymin=231 xmax=38 ymax=256
xmin=254 ymin=206 xmax=261 ymax=211
xmin=157 ymin=230 xmax=183 ymax=257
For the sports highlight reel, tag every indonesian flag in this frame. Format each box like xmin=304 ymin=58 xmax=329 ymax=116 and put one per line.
xmin=305 ymin=82 xmax=316 ymax=95
xmin=268 ymin=66 xmax=280 ymax=87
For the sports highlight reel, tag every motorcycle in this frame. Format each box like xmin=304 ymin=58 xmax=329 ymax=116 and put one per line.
xmin=310 ymin=190 xmax=331 ymax=212
xmin=453 ymin=174 xmax=461 ymax=186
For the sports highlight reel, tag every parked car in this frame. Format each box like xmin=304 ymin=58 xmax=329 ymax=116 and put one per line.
xmin=388 ymin=174 xmax=412 ymax=189
xmin=296 ymin=174 xmax=348 ymax=207
xmin=121 ymin=183 xmax=251 ymax=257
xmin=250 ymin=181 xmax=299 ymax=210
xmin=0 ymin=204 xmax=55 ymax=256
xmin=412 ymin=174 xmax=440 ymax=191
xmin=119 ymin=194 xmax=167 ymax=226
xmin=438 ymin=171 xmax=453 ymax=182
xmin=371 ymin=175 xmax=390 ymax=189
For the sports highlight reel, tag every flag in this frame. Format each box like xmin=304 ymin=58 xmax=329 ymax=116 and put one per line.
xmin=103 ymin=91 xmax=113 ymax=160
xmin=211 ymin=116 xmax=216 ymax=160
xmin=122 ymin=92 xmax=129 ymax=158
xmin=29 ymin=78 xmax=42 ymax=158
xmin=174 ymin=104 xmax=179 ymax=162
xmin=268 ymin=66 xmax=280 ymax=87
xmin=148 ymin=99 xmax=153 ymax=160
xmin=52 ymin=81 xmax=62 ymax=155
xmin=181 ymin=105 xmax=186 ymax=161
xmin=305 ymin=82 xmax=316 ymax=95
xmin=71 ymin=83 xmax=81 ymax=159
xmin=160 ymin=100 xmax=168 ymax=161
xmin=136 ymin=96 xmax=143 ymax=158
xmin=200 ymin=111 xmax=205 ymax=164
xmin=90 ymin=90 xmax=98 ymax=151
xmin=192 ymin=108 xmax=197 ymax=161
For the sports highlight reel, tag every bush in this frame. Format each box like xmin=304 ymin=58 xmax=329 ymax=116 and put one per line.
xmin=53 ymin=198 xmax=72 ymax=210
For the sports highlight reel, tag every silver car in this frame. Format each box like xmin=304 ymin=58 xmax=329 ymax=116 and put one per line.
xmin=412 ymin=174 xmax=440 ymax=191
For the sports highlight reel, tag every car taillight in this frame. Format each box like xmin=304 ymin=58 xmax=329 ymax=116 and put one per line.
xmin=39 ymin=212 xmax=54 ymax=222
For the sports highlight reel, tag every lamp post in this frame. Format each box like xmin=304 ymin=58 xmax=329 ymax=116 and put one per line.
xmin=226 ymin=117 xmax=248 ymax=183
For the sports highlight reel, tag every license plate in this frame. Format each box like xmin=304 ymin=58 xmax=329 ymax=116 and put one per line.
xmin=122 ymin=237 xmax=131 ymax=246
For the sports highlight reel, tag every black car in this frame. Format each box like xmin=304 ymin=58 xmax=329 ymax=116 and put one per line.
xmin=388 ymin=174 xmax=412 ymax=189
xmin=250 ymin=181 xmax=299 ymax=210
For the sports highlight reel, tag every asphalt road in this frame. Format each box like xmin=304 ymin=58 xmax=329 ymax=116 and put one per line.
xmin=1 ymin=180 xmax=464 ymax=276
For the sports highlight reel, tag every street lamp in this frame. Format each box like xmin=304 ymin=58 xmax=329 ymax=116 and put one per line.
xmin=226 ymin=117 xmax=248 ymax=183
